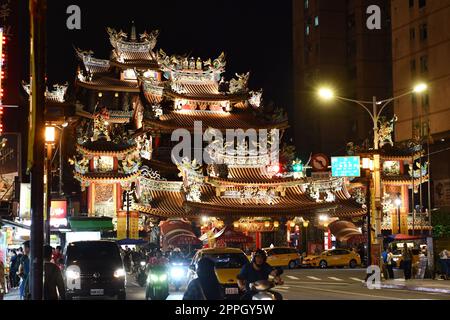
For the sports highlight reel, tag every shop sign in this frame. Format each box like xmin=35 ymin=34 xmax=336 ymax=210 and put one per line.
xmin=50 ymin=200 xmax=67 ymax=228
xmin=129 ymin=211 xmax=139 ymax=239
xmin=117 ymin=211 xmax=127 ymax=240
xmin=19 ymin=183 xmax=31 ymax=218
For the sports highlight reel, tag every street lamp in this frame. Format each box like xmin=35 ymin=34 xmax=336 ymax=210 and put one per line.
xmin=302 ymin=220 xmax=309 ymax=255
xmin=395 ymin=195 xmax=402 ymax=234
xmin=317 ymin=83 xmax=428 ymax=264
xmin=45 ymin=125 xmax=56 ymax=245
xmin=54 ymin=122 xmax=68 ymax=196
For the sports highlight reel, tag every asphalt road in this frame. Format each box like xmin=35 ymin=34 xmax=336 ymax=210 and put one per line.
xmin=125 ymin=268 xmax=450 ymax=301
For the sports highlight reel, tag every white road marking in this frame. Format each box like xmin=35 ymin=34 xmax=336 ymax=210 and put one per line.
xmin=307 ymin=276 xmax=321 ymax=281
xmin=328 ymin=277 xmax=343 ymax=282
xmin=287 ymin=276 xmax=300 ymax=280
xmin=277 ymin=286 xmax=291 ymax=289
xmin=350 ymin=277 xmax=365 ymax=283
xmin=288 ymin=284 xmax=404 ymax=300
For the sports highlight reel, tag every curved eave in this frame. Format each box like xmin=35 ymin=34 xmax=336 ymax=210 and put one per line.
xmin=165 ymin=90 xmax=248 ymax=102
xmin=74 ymin=171 xmax=141 ymax=183
xmin=76 ymin=79 xmax=140 ymax=93
xmin=382 ymin=175 xmax=429 ymax=186
xmin=76 ymin=110 xmax=131 ymax=124
xmin=143 ymin=118 xmax=289 ymax=133
xmin=77 ymin=144 xmax=137 ymax=157
xmin=206 ymin=176 xmax=303 ymax=187
xmin=110 ymin=59 xmax=160 ymax=70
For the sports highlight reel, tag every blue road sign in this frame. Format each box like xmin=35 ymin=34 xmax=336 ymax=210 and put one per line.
xmin=331 ymin=156 xmax=361 ymax=177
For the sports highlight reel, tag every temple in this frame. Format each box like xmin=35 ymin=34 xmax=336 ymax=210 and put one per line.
xmin=67 ymin=24 xmax=370 ymax=249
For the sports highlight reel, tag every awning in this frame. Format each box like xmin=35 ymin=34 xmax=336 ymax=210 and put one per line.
xmin=68 ymin=217 xmax=114 ymax=232
xmin=0 ymin=218 xmax=31 ymax=230
xmin=386 ymin=234 xmax=425 ymax=242
xmin=329 ymin=220 xmax=362 ymax=242
xmin=167 ymin=234 xmax=202 ymax=246
xmin=213 ymin=227 xmax=253 ymax=244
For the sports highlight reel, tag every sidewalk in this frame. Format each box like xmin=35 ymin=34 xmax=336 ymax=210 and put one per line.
xmin=4 ymin=288 xmax=21 ymax=300
xmin=378 ymin=278 xmax=450 ymax=294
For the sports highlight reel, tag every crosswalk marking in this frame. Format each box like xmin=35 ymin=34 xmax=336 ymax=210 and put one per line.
xmin=350 ymin=277 xmax=365 ymax=283
xmin=307 ymin=276 xmax=321 ymax=281
xmin=287 ymin=276 xmax=300 ymax=280
xmin=328 ymin=277 xmax=343 ymax=282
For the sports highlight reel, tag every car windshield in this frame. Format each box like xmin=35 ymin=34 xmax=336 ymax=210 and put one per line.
xmin=67 ymin=242 xmax=121 ymax=262
xmin=204 ymin=253 xmax=248 ymax=269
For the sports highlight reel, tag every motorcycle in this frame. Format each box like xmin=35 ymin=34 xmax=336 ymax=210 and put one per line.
xmin=136 ymin=260 xmax=147 ymax=287
xmin=145 ymin=265 xmax=169 ymax=300
xmin=249 ymin=280 xmax=283 ymax=301
xmin=169 ymin=261 xmax=187 ymax=291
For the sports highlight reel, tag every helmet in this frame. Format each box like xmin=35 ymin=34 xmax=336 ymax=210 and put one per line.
xmin=252 ymin=249 xmax=267 ymax=264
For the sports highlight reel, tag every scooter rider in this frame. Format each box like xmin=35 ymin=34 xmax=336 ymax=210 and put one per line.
xmin=237 ymin=249 xmax=283 ymax=300
xmin=148 ymin=249 xmax=169 ymax=267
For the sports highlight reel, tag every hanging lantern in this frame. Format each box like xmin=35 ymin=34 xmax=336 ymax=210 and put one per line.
xmin=233 ymin=222 xmax=239 ymax=229
xmin=264 ymin=221 xmax=271 ymax=228
xmin=273 ymin=221 xmax=280 ymax=228
xmin=303 ymin=220 xmax=309 ymax=228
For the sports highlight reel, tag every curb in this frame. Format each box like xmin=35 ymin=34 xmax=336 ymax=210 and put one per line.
xmin=364 ymin=282 xmax=450 ymax=294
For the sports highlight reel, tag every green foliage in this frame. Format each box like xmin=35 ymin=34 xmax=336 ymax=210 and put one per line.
xmin=432 ymin=209 xmax=450 ymax=238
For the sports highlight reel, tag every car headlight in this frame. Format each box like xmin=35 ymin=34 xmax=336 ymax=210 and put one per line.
xmin=393 ymin=258 xmax=399 ymax=262
xmin=148 ymin=274 xmax=159 ymax=283
xmin=66 ymin=270 xmax=80 ymax=280
xmin=140 ymin=261 xmax=146 ymax=267
xmin=114 ymin=268 xmax=126 ymax=278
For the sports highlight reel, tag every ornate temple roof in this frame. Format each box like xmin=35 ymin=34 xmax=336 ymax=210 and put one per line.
xmin=77 ymin=140 xmax=136 ymax=156
xmin=76 ymin=75 xmax=140 ymax=92
xmin=144 ymin=110 xmax=289 ymax=132
xmin=381 ymin=174 xmax=429 ymax=186
xmin=74 ymin=171 xmax=141 ymax=183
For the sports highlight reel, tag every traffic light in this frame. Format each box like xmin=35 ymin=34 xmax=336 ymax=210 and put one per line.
xmin=293 ymin=162 xmax=303 ymax=172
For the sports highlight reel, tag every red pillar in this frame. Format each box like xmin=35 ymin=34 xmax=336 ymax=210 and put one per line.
xmin=255 ymin=232 xmax=261 ymax=249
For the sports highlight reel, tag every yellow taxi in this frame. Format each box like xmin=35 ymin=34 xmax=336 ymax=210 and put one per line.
xmin=187 ymin=248 xmax=250 ymax=299
xmin=263 ymin=247 xmax=302 ymax=269
xmin=302 ymin=248 xmax=361 ymax=269
xmin=391 ymin=248 xmax=420 ymax=269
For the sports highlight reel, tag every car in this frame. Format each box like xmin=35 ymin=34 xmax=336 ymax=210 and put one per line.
xmin=391 ymin=248 xmax=421 ymax=269
xmin=263 ymin=247 xmax=302 ymax=269
xmin=188 ymin=248 xmax=250 ymax=300
xmin=64 ymin=241 xmax=127 ymax=300
xmin=302 ymin=249 xmax=361 ymax=269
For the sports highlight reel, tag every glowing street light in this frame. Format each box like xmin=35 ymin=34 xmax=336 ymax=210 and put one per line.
xmin=318 ymin=87 xmax=334 ymax=101
xmin=413 ymin=83 xmax=428 ymax=93
xmin=45 ymin=126 xmax=55 ymax=143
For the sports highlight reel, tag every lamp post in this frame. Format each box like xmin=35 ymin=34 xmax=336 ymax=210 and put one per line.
xmin=395 ymin=195 xmax=402 ymax=234
xmin=45 ymin=126 xmax=55 ymax=245
xmin=318 ymin=83 xmax=428 ymax=265
xmin=54 ymin=122 xmax=68 ymax=196
xmin=302 ymin=219 xmax=309 ymax=255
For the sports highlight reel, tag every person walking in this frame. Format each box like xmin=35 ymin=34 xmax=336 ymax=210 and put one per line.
xmin=0 ymin=260 xmax=5 ymax=300
xmin=183 ymin=257 xmax=224 ymax=300
xmin=9 ymin=250 xmax=19 ymax=288
xmin=439 ymin=249 xmax=449 ymax=280
xmin=386 ymin=248 xmax=395 ymax=279
xmin=402 ymin=243 xmax=413 ymax=280
xmin=17 ymin=241 xmax=31 ymax=300
xmin=43 ymin=245 xmax=66 ymax=300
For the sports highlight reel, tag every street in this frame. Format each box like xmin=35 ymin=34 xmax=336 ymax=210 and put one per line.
xmin=125 ymin=269 xmax=450 ymax=300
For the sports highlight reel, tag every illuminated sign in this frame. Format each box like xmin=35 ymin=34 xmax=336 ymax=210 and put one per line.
xmin=331 ymin=156 xmax=361 ymax=177
xmin=50 ymin=200 xmax=67 ymax=228
xmin=19 ymin=183 xmax=31 ymax=218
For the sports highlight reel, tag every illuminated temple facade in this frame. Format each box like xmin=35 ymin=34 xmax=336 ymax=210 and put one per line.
xmin=70 ymin=25 xmax=367 ymax=247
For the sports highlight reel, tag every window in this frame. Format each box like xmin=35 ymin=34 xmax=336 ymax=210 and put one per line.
xmin=419 ymin=0 xmax=426 ymax=8
xmin=419 ymin=23 xmax=428 ymax=41
xmin=409 ymin=0 xmax=414 ymax=8
xmin=410 ymin=59 xmax=416 ymax=74
xmin=314 ymin=16 xmax=319 ymax=27
xmin=305 ymin=25 xmax=310 ymax=35
xmin=420 ymin=55 xmax=428 ymax=72
xmin=409 ymin=27 xmax=415 ymax=41
xmin=204 ymin=253 xmax=249 ymax=269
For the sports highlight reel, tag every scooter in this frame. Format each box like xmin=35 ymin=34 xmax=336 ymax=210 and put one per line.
xmin=145 ymin=265 xmax=169 ymax=300
xmin=136 ymin=260 xmax=147 ymax=287
xmin=249 ymin=280 xmax=283 ymax=301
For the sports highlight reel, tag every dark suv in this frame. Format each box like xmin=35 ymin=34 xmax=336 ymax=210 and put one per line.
xmin=64 ymin=241 xmax=126 ymax=300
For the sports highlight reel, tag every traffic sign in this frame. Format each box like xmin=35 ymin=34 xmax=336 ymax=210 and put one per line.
xmin=331 ymin=156 xmax=361 ymax=177
xmin=311 ymin=153 xmax=330 ymax=172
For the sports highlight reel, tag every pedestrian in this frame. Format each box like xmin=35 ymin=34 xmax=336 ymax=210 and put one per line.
xmin=17 ymin=241 xmax=31 ymax=300
xmin=43 ymin=245 xmax=66 ymax=300
xmin=386 ymin=248 xmax=394 ymax=279
xmin=9 ymin=250 xmax=19 ymax=288
xmin=183 ymin=257 xmax=224 ymax=300
xmin=0 ymin=259 xmax=5 ymax=300
xmin=381 ymin=247 xmax=388 ymax=279
xmin=51 ymin=246 xmax=63 ymax=265
xmin=439 ymin=249 xmax=449 ymax=280
xmin=402 ymin=243 xmax=413 ymax=280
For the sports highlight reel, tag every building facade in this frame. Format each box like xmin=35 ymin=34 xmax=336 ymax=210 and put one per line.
xmin=293 ymin=0 xmax=392 ymax=156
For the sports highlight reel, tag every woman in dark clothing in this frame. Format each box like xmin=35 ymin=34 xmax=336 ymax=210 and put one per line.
xmin=43 ymin=245 xmax=66 ymax=300
xmin=183 ymin=257 xmax=224 ymax=300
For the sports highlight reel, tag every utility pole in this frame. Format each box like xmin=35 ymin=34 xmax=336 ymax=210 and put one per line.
xmin=29 ymin=0 xmax=47 ymax=300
